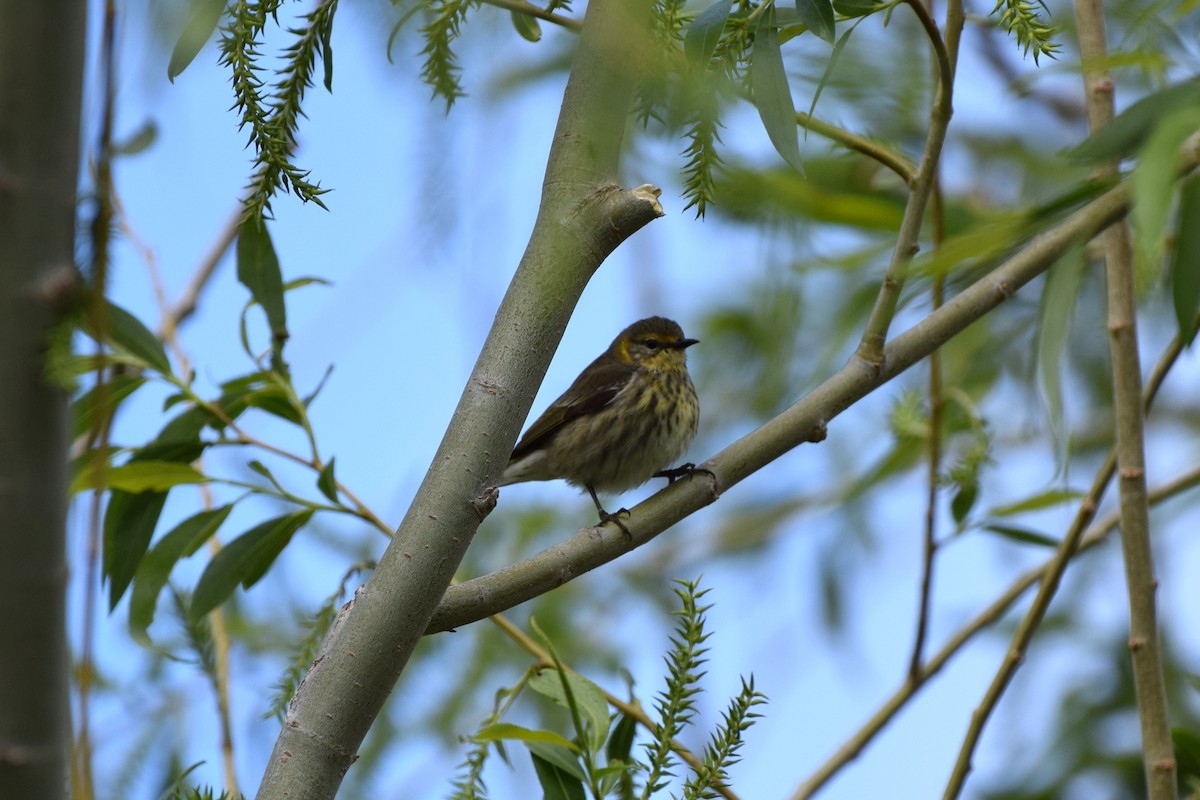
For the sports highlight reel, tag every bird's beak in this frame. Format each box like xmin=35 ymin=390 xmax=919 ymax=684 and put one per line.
xmin=676 ymin=338 xmax=700 ymax=350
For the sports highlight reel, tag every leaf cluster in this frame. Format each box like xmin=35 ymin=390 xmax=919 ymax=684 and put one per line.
xmin=450 ymin=579 xmax=766 ymax=800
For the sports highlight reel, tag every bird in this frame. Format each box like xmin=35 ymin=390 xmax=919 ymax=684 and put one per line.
xmin=498 ymin=316 xmax=701 ymax=530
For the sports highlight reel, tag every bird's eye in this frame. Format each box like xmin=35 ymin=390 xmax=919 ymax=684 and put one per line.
xmin=643 ymin=339 xmax=661 ymax=350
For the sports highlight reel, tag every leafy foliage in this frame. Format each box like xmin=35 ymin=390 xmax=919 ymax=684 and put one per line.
xmin=451 ymin=580 xmax=765 ymax=799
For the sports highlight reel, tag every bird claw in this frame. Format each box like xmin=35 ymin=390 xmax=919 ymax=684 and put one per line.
xmin=654 ymin=462 xmax=715 ymax=485
xmin=598 ymin=507 xmax=632 ymax=538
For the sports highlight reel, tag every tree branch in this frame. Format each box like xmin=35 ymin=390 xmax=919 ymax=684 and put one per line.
xmin=1074 ymin=1 xmax=1177 ymax=796
xmin=254 ymin=1 xmax=661 ymax=797
xmin=427 ymin=165 xmax=1188 ymax=634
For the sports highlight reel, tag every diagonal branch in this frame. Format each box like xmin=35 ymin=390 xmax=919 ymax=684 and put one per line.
xmin=254 ymin=1 xmax=662 ymax=797
xmin=426 ymin=160 xmax=1200 ymax=634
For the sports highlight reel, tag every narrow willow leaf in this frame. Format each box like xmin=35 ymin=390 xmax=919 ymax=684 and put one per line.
xmin=105 ymin=490 xmax=169 ymax=611
xmin=795 ymin=0 xmax=835 ymax=43
xmin=950 ymin=481 xmax=977 ymax=526
xmin=1036 ymin=241 xmax=1086 ymax=444
xmin=81 ymin=301 xmax=172 ymax=376
xmin=474 ymin=723 xmax=579 ymax=752
xmin=832 ymin=0 xmax=878 ymax=16
xmin=981 ymin=523 xmax=1060 ymax=548
xmin=1171 ymin=177 xmax=1200 ymax=344
xmin=237 ymin=215 xmax=289 ymax=367
xmin=1131 ymin=106 xmax=1200 ymax=281
xmin=531 ymin=752 xmax=587 ymax=800
xmin=750 ymin=7 xmax=802 ymax=171
xmin=189 ymin=511 xmax=313 ymax=621
xmin=1069 ymin=77 xmax=1200 ymax=163
xmin=74 ymin=460 xmax=206 ymax=495
xmin=245 ymin=386 xmax=304 ymax=425
xmin=321 ymin=24 xmax=335 ymax=92
xmin=129 ymin=505 xmax=234 ymax=645
xmin=168 ymin=0 xmax=226 ymax=82
xmin=317 ymin=458 xmax=339 ymax=503
xmin=529 ymin=669 xmax=611 ymax=754
xmin=684 ymin=0 xmax=733 ymax=66
xmin=510 ymin=10 xmax=542 ymax=41
xmin=112 ymin=121 xmax=159 ymax=157
xmin=988 ymin=489 xmax=1082 ymax=516
xmin=72 ymin=375 xmax=147 ymax=439
xmin=527 ymin=742 xmax=588 ymax=782
xmin=605 ymin=712 xmax=637 ymax=763
xmin=807 ymin=18 xmax=861 ymax=125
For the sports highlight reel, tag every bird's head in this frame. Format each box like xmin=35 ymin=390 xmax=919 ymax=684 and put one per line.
xmin=611 ymin=316 xmax=699 ymax=370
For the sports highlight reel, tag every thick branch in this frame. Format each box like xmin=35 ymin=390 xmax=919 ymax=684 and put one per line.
xmin=428 ymin=170 xmax=1169 ymax=633
xmin=253 ymin=2 xmax=661 ymax=798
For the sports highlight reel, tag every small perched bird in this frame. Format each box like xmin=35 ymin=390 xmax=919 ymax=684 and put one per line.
xmin=499 ymin=316 xmax=701 ymax=529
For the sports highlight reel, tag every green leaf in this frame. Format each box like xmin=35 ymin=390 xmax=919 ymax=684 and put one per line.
xmin=1069 ymin=77 xmax=1200 ymax=163
xmin=321 ymin=21 xmax=335 ymax=92
xmin=988 ymin=489 xmax=1082 ymax=516
xmin=750 ymin=7 xmax=802 ymax=171
xmin=168 ymin=0 xmax=226 ymax=82
xmin=529 ymin=669 xmax=611 ymax=755
xmin=474 ymin=723 xmax=580 ymax=752
xmin=245 ymin=386 xmax=304 ymax=425
xmin=684 ymin=0 xmax=733 ymax=67
xmin=527 ymin=741 xmax=587 ymax=782
xmin=1131 ymin=105 xmax=1200 ymax=280
xmin=806 ymin=17 xmax=861 ymax=125
xmin=795 ymin=0 xmax=835 ymax=43
xmin=605 ymin=712 xmax=637 ymax=764
xmin=510 ymin=10 xmax=542 ymax=41
xmin=74 ymin=460 xmax=206 ymax=495
xmin=317 ymin=458 xmax=339 ymax=503
xmin=237 ymin=216 xmax=289 ymax=370
xmin=82 ymin=301 xmax=172 ymax=376
xmin=950 ymin=481 xmax=977 ymax=526
xmin=531 ymin=752 xmax=587 ymax=800
xmin=104 ymin=490 xmax=169 ymax=611
xmin=1036 ymin=241 xmax=1086 ymax=442
xmin=980 ymin=523 xmax=1060 ymax=548
xmin=832 ymin=0 xmax=879 ymax=16
xmin=190 ymin=511 xmax=313 ymax=621
xmin=1171 ymin=176 xmax=1200 ymax=344
xmin=112 ymin=120 xmax=159 ymax=157
xmin=71 ymin=375 xmax=148 ymax=439
xmin=129 ymin=505 xmax=234 ymax=645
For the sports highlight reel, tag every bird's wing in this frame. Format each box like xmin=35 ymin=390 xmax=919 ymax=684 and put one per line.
xmin=509 ymin=356 xmax=633 ymax=463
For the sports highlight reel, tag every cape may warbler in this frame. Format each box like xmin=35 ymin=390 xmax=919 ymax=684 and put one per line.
xmin=499 ymin=316 xmax=700 ymax=528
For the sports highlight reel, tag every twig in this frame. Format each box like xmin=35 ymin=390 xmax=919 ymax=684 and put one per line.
xmin=791 ymin=461 xmax=1200 ymax=800
xmin=795 ymin=112 xmax=916 ymax=182
xmin=854 ymin=0 xmax=959 ymax=366
xmin=1073 ymin=0 xmax=1177 ymax=796
xmin=480 ymin=0 xmax=582 ymax=32
xmin=939 ymin=313 xmax=1196 ymax=798
xmin=160 ymin=206 xmax=241 ymax=337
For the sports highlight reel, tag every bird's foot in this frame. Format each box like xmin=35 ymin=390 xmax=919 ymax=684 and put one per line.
xmin=597 ymin=506 xmax=632 ymax=538
xmin=655 ymin=462 xmax=715 ymax=485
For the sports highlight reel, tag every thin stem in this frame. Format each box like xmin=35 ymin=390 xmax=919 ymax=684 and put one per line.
xmin=1074 ymin=0 xmax=1177 ymax=795
xmin=795 ymin=112 xmax=915 ymax=182
xmin=160 ymin=206 xmax=241 ymax=337
xmin=796 ymin=309 xmax=1196 ymax=799
xmin=480 ymin=0 xmax=582 ymax=31
xmin=909 ymin=186 xmax=946 ymax=681
xmin=854 ymin=0 xmax=958 ymax=365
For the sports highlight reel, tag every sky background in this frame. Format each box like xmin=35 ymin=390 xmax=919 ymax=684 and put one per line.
xmin=71 ymin=1 xmax=1200 ymax=799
